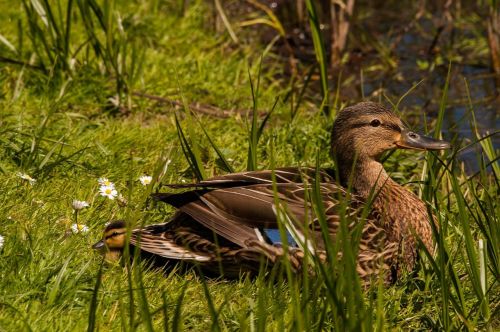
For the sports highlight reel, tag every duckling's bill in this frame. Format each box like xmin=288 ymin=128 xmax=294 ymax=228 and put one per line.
xmin=92 ymin=240 xmax=105 ymax=250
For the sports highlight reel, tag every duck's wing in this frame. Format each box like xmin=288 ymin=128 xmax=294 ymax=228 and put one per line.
xmin=151 ymin=167 xmax=337 ymax=249
xmin=162 ymin=167 xmax=336 ymax=188
xmin=153 ymin=182 xmax=361 ymax=251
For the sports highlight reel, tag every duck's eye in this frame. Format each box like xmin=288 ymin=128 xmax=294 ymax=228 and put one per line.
xmin=112 ymin=231 xmax=119 ymax=237
xmin=370 ymin=119 xmax=381 ymax=127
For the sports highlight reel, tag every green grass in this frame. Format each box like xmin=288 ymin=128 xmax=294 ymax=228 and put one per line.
xmin=0 ymin=1 xmax=498 ymax=331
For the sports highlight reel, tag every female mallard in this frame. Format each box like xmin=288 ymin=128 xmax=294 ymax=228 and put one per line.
xmin=93 ymin=102 xmax=449 ymax=284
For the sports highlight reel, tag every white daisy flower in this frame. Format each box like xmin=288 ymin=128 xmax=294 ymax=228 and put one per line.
xmin=16 ymin=172 xmax=36 ymax=185
xmin=98 ymin=177 xmax=115 ymax=188
xmin=99 ymin=185 xmax=118 ymax=200
xmin=0 ymin=235 xmax=4 ymax=249
xmin=72 ymin=200 xmax=90 ymax=211
xmin=139 ymin=175 xmax=152 ymax=186
xmin=71 ymin=224 xmax=89 ymax=234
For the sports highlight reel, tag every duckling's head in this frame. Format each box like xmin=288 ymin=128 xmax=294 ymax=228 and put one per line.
xmin=331 ymin=102 xmax=450 ymax=183
xmin=92 ymin=220 xmax=127 ymax=262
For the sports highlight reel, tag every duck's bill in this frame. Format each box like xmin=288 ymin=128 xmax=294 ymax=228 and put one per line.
xmin=92 ymin=240 xmax=105 ymax=250
xmin=396 ymin=129 xmax=450 ymax=150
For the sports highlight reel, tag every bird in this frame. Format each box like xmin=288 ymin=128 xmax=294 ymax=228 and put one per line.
xmin=92 ymin=102 xmax=450 ymax=284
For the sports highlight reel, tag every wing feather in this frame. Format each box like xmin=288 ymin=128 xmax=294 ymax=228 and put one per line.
xmin=178 ymin=200 xmax=258 ymax=247
xmin=130 ymin=232 xmax=212 ymax=261
xmin=160 ymin=167 xmax=335 ymax=189
xmin=153 ymin=171 xmax=367 ymax=254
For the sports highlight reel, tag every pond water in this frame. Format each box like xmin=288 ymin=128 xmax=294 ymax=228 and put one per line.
xmin=363 ymin=21 xmax=499 ymax=173
xmin=256 ymin=1 xmax=499 ymax=173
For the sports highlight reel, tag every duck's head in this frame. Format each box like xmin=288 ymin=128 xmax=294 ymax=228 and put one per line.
xmin=92 ymin=220 xmax=127 ymax=262
xmin=331 ymin=102 xmax=450 ymax=182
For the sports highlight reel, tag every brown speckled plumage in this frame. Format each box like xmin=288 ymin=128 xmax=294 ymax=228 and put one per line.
xmin=93 ymin=102 xmax=449 ymax=285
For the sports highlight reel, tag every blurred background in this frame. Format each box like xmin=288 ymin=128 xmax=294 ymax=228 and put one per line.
xmin=208 ymin=0 xmax=499 ymax=170
xmin=0 ymin=0 xmax=498 ymax=171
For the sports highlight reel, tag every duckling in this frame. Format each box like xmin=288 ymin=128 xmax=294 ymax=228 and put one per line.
xmin=93 ymin=102 xmax=450 ymax=284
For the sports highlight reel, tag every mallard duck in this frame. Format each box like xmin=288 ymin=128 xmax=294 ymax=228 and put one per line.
xmin=92 ymin=102 xmax=450 ymax=284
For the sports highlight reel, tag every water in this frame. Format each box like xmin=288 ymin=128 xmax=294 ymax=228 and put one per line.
xmin=258 ymin=1 xmax=499 ymax=172
xmin=374 ymin=22 xmax=499 ymax=172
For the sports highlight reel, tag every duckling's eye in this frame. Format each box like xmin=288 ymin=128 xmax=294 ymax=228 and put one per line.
xmin=112 ymin=231 xmax=119 ymax=237
xmin=370 ymin=119 xmax=381 ymax=127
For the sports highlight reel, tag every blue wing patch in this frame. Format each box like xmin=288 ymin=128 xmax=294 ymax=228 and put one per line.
xmin=262 ymin=229 xmax=298 ymax=247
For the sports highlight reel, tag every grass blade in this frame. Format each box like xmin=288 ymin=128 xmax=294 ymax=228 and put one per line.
xmin=175 ymin=113 xmax=206 ymax=181
xmin=247 ymin=58 xmax=262 ymax=171
xmin=87 ymin=259 xmax=104 ymax=332
xmin=172 ymin=282 xmax=188 ymax=331
xmin=134 ymin=264 xmax=154 ymax=331
xmin=197 ymin=119 xmax=234 ymax=173
xmin=305 ymin=0 xmax=329 ymax=116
